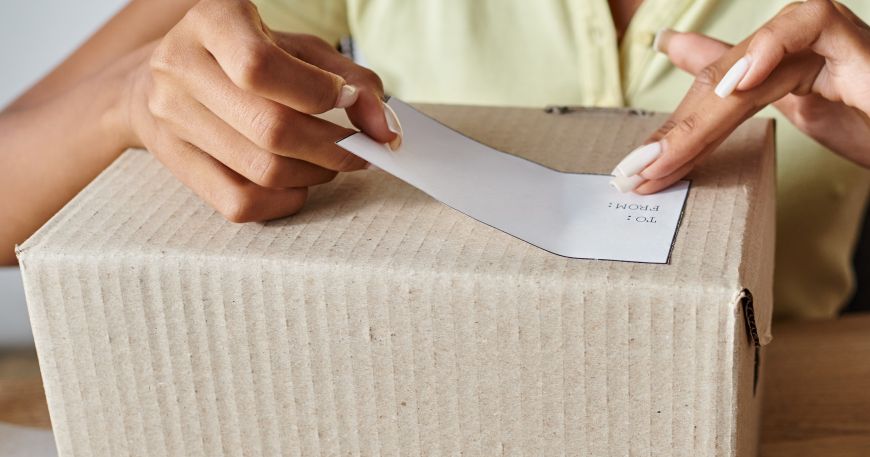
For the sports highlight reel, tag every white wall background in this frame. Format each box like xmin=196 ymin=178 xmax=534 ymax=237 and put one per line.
xmin=0 ymin=0 xmax=127 ymax=346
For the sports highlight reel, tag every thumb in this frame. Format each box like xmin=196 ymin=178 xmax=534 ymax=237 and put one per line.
xmin=657 ymin=30 xmax=732 ymax=75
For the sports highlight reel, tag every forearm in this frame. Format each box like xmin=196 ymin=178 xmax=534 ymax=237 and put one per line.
xmin=0 ymin=0 xmax=383 ymax=265
xmin=0 ymin=0 xmax=196 ymax=264
xmin=0 ymin=62 xmax=133 ymax=264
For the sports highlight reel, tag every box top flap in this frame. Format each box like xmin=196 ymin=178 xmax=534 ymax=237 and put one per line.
xmin=18 ymin=104 xmax=775 ymax=343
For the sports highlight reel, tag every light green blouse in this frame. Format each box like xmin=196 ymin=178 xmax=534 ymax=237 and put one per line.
xmin=254 ymin=0 xmax=870 ymax=319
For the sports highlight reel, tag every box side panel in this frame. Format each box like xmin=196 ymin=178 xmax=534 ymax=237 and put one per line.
xmin=738 ymin=121 xmax=777 ymax=345
xmin=21 ymin=248 xmax=747 ymax=457
xmin=17 ymin=257 xmax=77 ymax=456
xmin=731 ymin=120 xmax=775 ymax=457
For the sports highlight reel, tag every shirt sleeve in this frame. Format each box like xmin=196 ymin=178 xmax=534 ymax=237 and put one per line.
xmin=252 ymin=0 xmax=350 ymax=45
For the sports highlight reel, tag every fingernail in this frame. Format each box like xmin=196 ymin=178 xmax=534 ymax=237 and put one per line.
xmin=653 ymin=28 xmax=674 ymax=53
xmin=610 ymin=174 xmax=646 ymax=193
xmin=335 ymin=84 xmax=359 ymax=108
xmin=613 ymin=142 xmax=662 ymax=177
xmin=383 ymin=101 xmax=403 ymax=150
xmin=364 ymin=162 xmax=380 ymax=171
xmin=714 ymin=56 xmax=751 ymax=98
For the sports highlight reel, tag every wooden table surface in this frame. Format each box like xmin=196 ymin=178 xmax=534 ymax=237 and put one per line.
xmin=759 ymin=314 xmax=870 ymax=456
xmin=2 ymin=314 xmax=869 ymax=455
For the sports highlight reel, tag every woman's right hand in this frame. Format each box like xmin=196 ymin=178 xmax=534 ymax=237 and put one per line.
xmin=122 ymin=0 xmax=400 ymax=222
xmin=612 ymin=0 xmax=870 ymax=194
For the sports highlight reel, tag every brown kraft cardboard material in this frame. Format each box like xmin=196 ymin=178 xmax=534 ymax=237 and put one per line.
xmin=17 ymin=103 xmax=775 ymax=456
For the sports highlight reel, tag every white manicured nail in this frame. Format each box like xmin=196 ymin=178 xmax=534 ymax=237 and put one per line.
xmin=610 ymin=174 xmax=645 ymax=193
xmin=714 ymin=56 xmax=751 ymax=98
xmin=653 ymin=28 xmax=674 ymax=53
xmin=335 ymin=84 xmax=359 ymax=108
xmin=613 ymin=142 xmax=662 ymax=177
xmin=383 ymin=101 xmax=403 ymax=150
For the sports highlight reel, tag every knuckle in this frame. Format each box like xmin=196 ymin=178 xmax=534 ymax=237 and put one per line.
xmin=781 ymin=2 xmax=803 ymax=14
xmin=695 ymin=64 xmax=722 ymax=87
xmin=248 ymin=152 xmax=279 ymax=187
xmin=188 ymin=0 xmax=241 ymax=20
xmin=655 ymin=120 xmax=678 ymax=138
xmin=231 ymin=42 xmax=274 ymax=91
xmin=250 ymin=106 xmax=293 ymax=151
xmin=184 ymin=0 xmax=217 ymax=27
xmin=753 ymin=24 xmax=778 ymax=46
xmin=185 ymin=0 xmax=259 ymax=33
xmin=146 ymin=86 xmax=175 ymax=120
xmin=218 ymin=186 xmax=258 ymax=223
xmin=284 ymin=189 xmax=308 ymax=215
xmin=806 ymin=0 xmax=837 ymax=20
xmin=677 ymin=113 xmax=699 ymax=135
xmin=149 ymin=44 xmax=179 ymax=76
xmin=350 ymin=66 xmax=384 ymax=91
xmin=217 ymin=184 xmax=309 ymax=222
xmin=240 ymin=0 xmax=261 ymax=14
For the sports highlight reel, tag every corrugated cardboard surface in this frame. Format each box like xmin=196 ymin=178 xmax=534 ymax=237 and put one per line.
xmin=18 ymin=104 xmax=775 ymax=457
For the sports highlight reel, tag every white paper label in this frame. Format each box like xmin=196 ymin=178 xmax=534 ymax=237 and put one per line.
xmin=337 ymin=99 xmax=690 ymax=264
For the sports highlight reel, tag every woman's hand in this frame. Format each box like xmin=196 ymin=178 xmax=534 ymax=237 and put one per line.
xmin=123 ymin=0 xmax=400 ymax=221
xmin=0 ymin=0 xmax=398 ymax=264
xmin=610 ymin=0 xmax=870 ymax=194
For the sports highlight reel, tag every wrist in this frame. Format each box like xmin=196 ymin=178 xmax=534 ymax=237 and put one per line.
xmin=96 ymin=76 xmax=136 ymax=159
xmin=98 ymin=48 xmax=154 ymax=155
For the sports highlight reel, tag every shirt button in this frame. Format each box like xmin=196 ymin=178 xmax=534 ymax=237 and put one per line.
xmin=638 ymin=31 xmax=656 ymax=48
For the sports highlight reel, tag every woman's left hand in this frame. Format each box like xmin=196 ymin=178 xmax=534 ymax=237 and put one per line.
xmin=610 ymin=0 xmax=870 ymax=194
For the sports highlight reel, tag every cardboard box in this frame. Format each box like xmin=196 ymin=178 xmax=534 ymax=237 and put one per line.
xmin=18 ymin=104 xmax=775 ymax=456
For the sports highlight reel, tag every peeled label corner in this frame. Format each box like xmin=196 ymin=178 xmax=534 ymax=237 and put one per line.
xmin=337 ymin=99 xmax=690 ymax=264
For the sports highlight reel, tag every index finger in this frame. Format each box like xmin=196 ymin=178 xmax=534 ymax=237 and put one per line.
xmin=641 ymin=48 xmax=820 ymax=182
xmin=612 ymin=40 xmax=822 ymax=193
xmin=608 ymin=39 xmax=752 ymax=186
